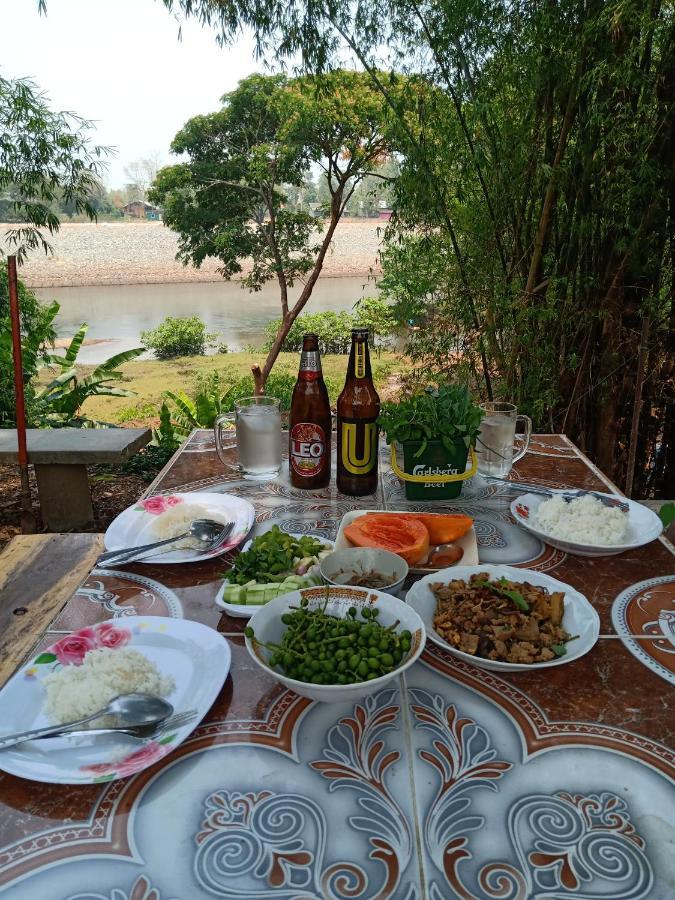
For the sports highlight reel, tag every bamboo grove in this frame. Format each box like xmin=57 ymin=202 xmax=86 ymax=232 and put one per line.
xmin=167 ymin=0 xmax=674 ymax=495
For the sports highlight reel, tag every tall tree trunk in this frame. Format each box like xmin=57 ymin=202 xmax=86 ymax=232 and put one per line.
xmin=251 ymin=207 xmax=343 ymax=394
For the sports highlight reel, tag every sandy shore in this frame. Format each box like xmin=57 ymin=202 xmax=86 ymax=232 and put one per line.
xmin=7 ymin=219 xmax=384 ymax=288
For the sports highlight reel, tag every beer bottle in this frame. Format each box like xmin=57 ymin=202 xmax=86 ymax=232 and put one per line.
xmin=289 ymin=334 xmax=332 ymax=489
xmin=337 ymin=328 xmax=380 ymax=495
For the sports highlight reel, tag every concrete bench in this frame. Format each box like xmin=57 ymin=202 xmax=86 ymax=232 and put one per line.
xmin=0 ymin=428 xmax=151 ymax=530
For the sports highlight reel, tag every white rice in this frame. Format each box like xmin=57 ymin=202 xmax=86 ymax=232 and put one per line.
xmin=532 ymin=494 xmax=628 ymax=545
xmin=43 ymin=647 xmax=175 ymax=725
xmin=150 ymin=502 xmax=226 ymax=548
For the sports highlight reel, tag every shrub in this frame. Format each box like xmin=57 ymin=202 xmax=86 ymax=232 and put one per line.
xmin=141 ymin=315 xmax=216 ymax=359
xmin=262 ymin=298 xmax=397 ymax=355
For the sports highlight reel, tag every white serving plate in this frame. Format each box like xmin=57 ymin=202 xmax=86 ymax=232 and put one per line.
xmin=0 ymin=616 xmax=231 ymax=784
xmin=215 ymin=533 xmax=334 ymax=618
xmin=405 ymin=563 xmax=600 ymax=672
xmin=245 ymin=585 xmax=426 ymax=703
xmin=333 ymin=509 xmax=479 ymax=573
xmin=510 ymin=492 xmax=663 ymax=557
xmin=104 ymin=491 xmax=255 ymax=564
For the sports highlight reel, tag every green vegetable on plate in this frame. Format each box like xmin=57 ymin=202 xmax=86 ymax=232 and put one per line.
xmin=245 ymin=595 xmax=412 ymax=685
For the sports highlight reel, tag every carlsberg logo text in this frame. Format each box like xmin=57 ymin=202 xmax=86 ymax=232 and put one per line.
xmin=412 ymin=465 xmax=459 ymax=476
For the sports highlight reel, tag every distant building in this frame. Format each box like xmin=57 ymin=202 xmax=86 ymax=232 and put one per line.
xmin=378 ymin=208 xmax=393 ymax=220
xmin=122 ymin=201 xmax=161 ymax=220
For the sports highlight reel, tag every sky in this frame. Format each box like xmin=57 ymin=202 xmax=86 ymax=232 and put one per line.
xmin=0 ymin=0 xmax=261 ymax=186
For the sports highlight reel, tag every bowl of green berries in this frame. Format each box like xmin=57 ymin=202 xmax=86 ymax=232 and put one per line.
xmin=244 ymin=584 xmax=426 ymax=703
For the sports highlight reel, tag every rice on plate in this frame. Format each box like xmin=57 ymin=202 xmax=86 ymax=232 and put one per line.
xmin=149 ymin=502 xmax=228 ymax=548
xmin=44 ymin=647 xmax=175 ymax=725
xmin=533 ymin=494 xmax=628 ymax=545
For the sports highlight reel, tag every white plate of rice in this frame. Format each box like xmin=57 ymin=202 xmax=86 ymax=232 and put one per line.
xmin=104 ymin=491 xmax=255 ymax=563
xmin=0 ymin=616 xmax=231 ymax=784
xmin=510 ymin=492 xmax=663 ymax=557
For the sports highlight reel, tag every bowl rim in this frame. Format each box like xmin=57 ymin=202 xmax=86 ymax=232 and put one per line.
xmin=510 ymin=492 xmax=663 ymax=551
xmin=319 ymin=546 xmax=409 ymax=588
xmin=406 ymin=563 xmax=600 ymax=671
xmin=244 ymin=584 xmax=426 ymax=692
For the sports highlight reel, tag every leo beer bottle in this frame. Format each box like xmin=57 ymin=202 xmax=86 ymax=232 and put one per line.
xmin=289 ymin=334 xmax=332 ymax=489
xmin=337 ymin=328 xmax=380 ymax=495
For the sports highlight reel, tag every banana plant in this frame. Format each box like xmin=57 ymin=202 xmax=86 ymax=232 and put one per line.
xmin=35 ymin=323 xmax=145 ymax=426
xmin=163 ymin=384 xmax=235 ymax=436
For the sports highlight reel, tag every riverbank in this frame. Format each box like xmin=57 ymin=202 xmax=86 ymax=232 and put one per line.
xmin=9 ymin=219 xmax=384 ymax=288
xmin=62 ymin=351 xmax=408 ymax=425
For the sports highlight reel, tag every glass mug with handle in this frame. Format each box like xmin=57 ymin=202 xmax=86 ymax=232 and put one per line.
xmin=475 ymin=401 xmax=532 ymax=477
xmin=214 ymin=396 xmax=282 ymax=479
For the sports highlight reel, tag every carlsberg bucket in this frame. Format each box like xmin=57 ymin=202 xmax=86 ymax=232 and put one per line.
xmin=391 ymin=439 xmax=477 ymax=501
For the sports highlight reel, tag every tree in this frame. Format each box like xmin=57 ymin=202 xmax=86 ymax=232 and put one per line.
xmin=1 ymin=74 xmax=108 ymax=262
xmin=123 ymin=153 xmax=163 ymax=201
xmin=149 ymin=70 xmax=393 ymax=392
xmin=161 ymin=0 xmax=675 ymax=496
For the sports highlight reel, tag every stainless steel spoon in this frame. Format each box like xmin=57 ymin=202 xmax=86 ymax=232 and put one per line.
xmin=0 ymin=693 xmax=174 ymax=750
xmin=97 ymin=518 xmax=233 ymax=567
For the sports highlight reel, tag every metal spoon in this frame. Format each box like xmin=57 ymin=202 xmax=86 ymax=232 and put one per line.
xmin=97 ymin=518 xmax=233 ymax=567
xmin=0 ymin=693 xmax=173 ymax=750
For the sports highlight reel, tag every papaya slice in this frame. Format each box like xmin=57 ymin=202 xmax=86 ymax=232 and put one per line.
xmin=407 ymin=513 xmax=473 ymax=545
xmin=344 ymin=514 xmax=430 ymax=565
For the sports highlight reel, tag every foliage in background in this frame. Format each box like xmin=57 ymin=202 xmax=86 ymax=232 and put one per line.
xmin=378 ymin=384 xmax=484 ymax=456
xmin=33 ymin=324 xmax=144 ymax=426
xmin=263 ymin=297 xmax=398 ymax=355
xmin=164 ymin=0 xmax=675 ymax=496
xmin=141 ymin=315 xmax=216 ymax=360
xmin=149 ymin=70 xmax=394 ymax=393
xmin=1 ymin=74 xmax=108 ymax=262
xmin=0 ymin=262 xmax=57 ymax=426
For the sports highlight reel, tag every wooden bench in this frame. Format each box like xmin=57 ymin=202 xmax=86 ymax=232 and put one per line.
xmin=0 ymin=533 xmax=104 ymax=688
xmin=0 ymin=428 xmax=151 ymax=530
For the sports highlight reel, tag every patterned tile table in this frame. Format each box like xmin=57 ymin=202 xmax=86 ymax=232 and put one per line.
xmin=0 ymin=432 xmax=673 ymax=899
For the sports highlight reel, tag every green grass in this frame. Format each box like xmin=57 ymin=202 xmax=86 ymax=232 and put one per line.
xmin=59 ymin=351 xmax=410 ymax=425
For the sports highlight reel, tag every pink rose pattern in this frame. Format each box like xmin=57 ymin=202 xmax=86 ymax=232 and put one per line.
xmin=137 ymin=494 xmax=182 ymax=515
xmin=51 ymin=628 xmax=98 ymax=665
xmin=81 ymin=740 xmax=172 ymax=779
xmin=46 ymin=622 xmax=132 ymax=666
xmin=94 ymin=622 xmax=132 ymax=650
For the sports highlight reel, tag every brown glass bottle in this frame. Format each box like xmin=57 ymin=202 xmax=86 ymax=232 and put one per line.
xmin=337 ymin=329 xmax=380 ymax=496
xmin=289 ymin=334 xmax=332 ymax=489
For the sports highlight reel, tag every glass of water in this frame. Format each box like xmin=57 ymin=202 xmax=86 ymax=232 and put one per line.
xmin=214 ymin=397 xmax=282 ymax=479
xmin=475 ymin=401 xmax=532 ymax=477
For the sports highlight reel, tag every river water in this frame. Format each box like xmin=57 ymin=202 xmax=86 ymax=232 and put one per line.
xmin=35 ymin=276 xmax=374 ymax=364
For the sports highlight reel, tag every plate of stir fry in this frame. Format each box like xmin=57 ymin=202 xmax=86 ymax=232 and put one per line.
xmin=406 ymin=564 xmax=600 ymax=671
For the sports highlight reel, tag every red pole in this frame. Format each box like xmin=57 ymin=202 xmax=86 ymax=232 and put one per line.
xmin=7 ymin=255 xmax=36 ymax=533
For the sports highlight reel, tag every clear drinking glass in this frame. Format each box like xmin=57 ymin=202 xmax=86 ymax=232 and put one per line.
xmin=476 ymin=401 xmax=532 ymax=477
xmin=214 ymin=396 xmax=282 ymax=479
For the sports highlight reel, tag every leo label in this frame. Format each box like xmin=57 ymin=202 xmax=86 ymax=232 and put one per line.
xmin=298 ymin=351 xmax=321 ymax=381
xmin=290 ymin=422 xmax=327 ymax=477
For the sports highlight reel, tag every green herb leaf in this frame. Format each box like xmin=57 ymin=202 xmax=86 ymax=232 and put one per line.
xmin=551 ymin=643 xmax=567 ymax=657
xmin=476 ymin=577 xmax=529 ymax=612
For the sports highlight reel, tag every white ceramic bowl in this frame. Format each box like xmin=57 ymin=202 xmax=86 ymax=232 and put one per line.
xmin=510 ymin=492 xmax=663 ymax=557
xmin=244 ymin=585 xmax=426 ymax=703
xmin=319 ymin=548 xmax=409 ymax=597
xmin=406 ymin=563 xmax=600 ymax=672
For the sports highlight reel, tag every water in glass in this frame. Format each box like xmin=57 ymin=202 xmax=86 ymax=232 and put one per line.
xmin=476 ymin=401 xmax=532 ymax=477
xmin=476 ymin=414 xmax=517 ymax=476
xmin=237 ymin=404 xmax=282 ymax=477
xmin=214 ymin=397 xmax=282 ymax=479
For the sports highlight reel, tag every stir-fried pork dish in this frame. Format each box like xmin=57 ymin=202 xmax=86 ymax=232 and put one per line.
xmin=431 ymin=573 xmax=573 ymax=663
